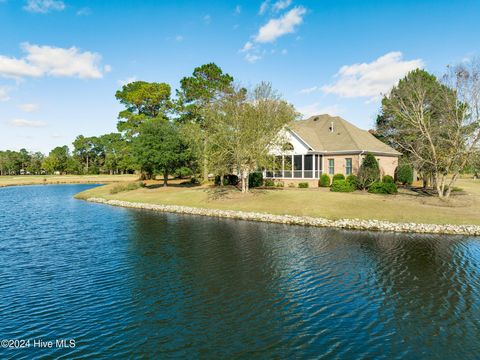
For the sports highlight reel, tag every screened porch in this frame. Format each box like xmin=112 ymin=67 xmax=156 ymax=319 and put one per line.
xmin=264 ymin=154 xmax=323 ymax=179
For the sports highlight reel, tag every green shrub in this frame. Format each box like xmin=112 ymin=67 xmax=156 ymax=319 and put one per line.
xmin=395 ymin=162 xmax=414 ymax=185
xmin=275 ymin=182 xmax=284 ymax=188
xmin=190 ymin=177 xmax=200 ymax=185
xmin=358 ymin=153 xmax=380 ymax=189
xmin=368 ymin=181 xmax=398 ymax=194
xmin=264 ymin=179 xmax=275 ymax=187
xmin=332 ymin=173 xmax=345 ymax=181
xmin=382 ymin=175 xmax=394 ymax=183
xmin=298 ymin=182 xmax=309 ymax=188
xmin=330 ymin=179 xmax=355 ymax=192
xmin=319 ymin=173 xmax=331 ymax=187
xmin=346 ymin=174 xmax=358 ymax=189
xmin=110 ymin=182 xmax=142 ymax=194
xmin=214 ymin=174 xmax=239 ymax=186
xmin=248 ymin=172 xmax=263 ymax=188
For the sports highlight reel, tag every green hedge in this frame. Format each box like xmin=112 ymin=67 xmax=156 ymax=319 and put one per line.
xmin=330 ymin=179 xmax=355 ymax=192
xmin=368 ymin=181 xmax=398 ymax=194
xmin=395 ymin=162 xmax=414 ymax=185
xmin=248 ymin=172 xmax=263 ymax=188
xmin=382 ymin=175 xmax=394 ymax=183
xmin=346 ymin=174 xmax=358 ymax=189
xmin=319 ymin=173 xmax=331 ymax=187
xmin=332 ymin=173 xmax=345 ymax=181
xmin=264 ymin=179 xmax=275 ymax=187
xmin=298 ymin=182 xmax=309 ymax=188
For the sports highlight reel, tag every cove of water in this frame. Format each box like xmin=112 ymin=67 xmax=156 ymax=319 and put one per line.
xmin=1 ymin=184 xmax=479 ymax=359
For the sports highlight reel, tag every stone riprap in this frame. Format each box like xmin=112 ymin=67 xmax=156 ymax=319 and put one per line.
xmin=86 ymin=197 xmax=480 ymax=236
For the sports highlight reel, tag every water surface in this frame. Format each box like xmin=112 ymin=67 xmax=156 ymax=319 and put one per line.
xmin=1 ymin=184 xmax=480 ymax=359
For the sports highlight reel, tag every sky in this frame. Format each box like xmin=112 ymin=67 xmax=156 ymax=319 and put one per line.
xmin=0 ymin=0 xmax=479 ymax=153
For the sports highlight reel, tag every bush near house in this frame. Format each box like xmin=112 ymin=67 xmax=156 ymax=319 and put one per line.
xmin=330 ymin=179 xmax=355 ymax=192
xmin=319 ymin=174 xmax=331 ymax=187
xmin=382 ymin=175 xmax=394 ymax=183
xmin=358 ymin=153 xmax=381 ymax=190
xmin=395 ymin=162 xmax=414 ymax=185
xmin=248 ymin=172 xmax=263 ymax=188
xmin=298 ymin=182 xmax=309 ymax=188
xmin=346 ymin=174 xmax=358 ymax=189
xmin=264 ymin=179 xmax=275 ymax=187
xmin=368 ymin=181 xmax=398 ymax=194
xmin=275 ymin=182 xmax=284 ymax=187
xmin=332 ymin=173 xmax=345 ymax=181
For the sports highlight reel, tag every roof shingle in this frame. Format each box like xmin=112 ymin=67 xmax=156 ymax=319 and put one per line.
xmin=288 ymin=114 xmax=401 ymax=155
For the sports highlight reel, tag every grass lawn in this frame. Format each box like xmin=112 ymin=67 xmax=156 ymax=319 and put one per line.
xmin=75 ymin=178 xmax=480 ymax=226
xmin=0 ymin=174 xmax=138 ymax=187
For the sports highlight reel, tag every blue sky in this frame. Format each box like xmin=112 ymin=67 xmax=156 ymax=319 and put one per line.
xmin=1 ymin=0 xmax=479 ymax=153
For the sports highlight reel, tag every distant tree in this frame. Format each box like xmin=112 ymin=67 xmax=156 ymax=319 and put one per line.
xmin=377 ymin=64 xmax=480 ymax=198
xmin=132 ymin=120 xmax=192 ymax=185
xmin=116 ymin=81 xmax=173 ymax=137
xmin=27 ymin=152 xmax=45 ymax=174
xmin=176 ymin=63 xmax=234 ymax=182
xmin=357 ymin=153 xmax=380 ymax=190
xmin=42 ymin=146 xmax=72 ymax=174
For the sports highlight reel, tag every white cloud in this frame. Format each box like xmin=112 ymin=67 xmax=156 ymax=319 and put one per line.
xmin=0 ymin=43 xmax=109 ymax=79
xmin=254 ymin=6 xmax=306 ymax=43
xmin=76 ymin=7 xmax=91 ymax=16
xmin=299 ymin=86 xmax=319 ymax=94
xmin=272 ymin=0 xmax=292 ymax=12
xmin=0 ymin=86 xmax=10 ymax=101
xmin=9 ymin=118 xmax=47 ymax=127
xmin=234 ymin=5 xmax=241 ymax=14
xmin=203 ymin=14 xmax=211 ymax=24
xmin=175 ymin=35 xmax=184 ymax=42
xmin=241 ymin=6 xmax=306 ymax=63
xmin=24 ymin=0 xmax=65 ymax=13
xmin=18 ymin=103 xmax=39 ymax=112
xmin=240 ymin=41 xmax=254 ymax=52
xmin=51 ymin=132 xmax=64 ymax=138
xmin=321 ymin=51 xmax=424 ymax=99
xmin=297 ymin=103 xmax=343 ymax=118
xmin=245 ymin=53 xmax=262 ymax=63
xmin=259 ymin=1 xmax=269 ymax=14
xmin=117 ymin=76 xmax=137 ymax=86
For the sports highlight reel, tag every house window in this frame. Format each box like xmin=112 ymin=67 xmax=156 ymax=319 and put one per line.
xmin=328 ymin=159 xmax=334 ymax=175
xmin=345 ymin=158 xmax=352 ymax=175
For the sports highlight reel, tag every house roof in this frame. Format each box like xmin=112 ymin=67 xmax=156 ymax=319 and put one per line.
xmin=288 ymin=114 xmax=401 ymax=155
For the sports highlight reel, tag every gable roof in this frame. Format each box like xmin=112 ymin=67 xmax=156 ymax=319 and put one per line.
xmin=288 ymin=114 xmax=401 ymax=155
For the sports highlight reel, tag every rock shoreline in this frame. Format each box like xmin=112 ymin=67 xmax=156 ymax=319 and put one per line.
xmin=86 ymin=197 xmax=480 ymax=236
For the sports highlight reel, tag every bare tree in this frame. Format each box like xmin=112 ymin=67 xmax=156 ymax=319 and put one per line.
xmin=204 ymin=82 xmax=297 ymax=193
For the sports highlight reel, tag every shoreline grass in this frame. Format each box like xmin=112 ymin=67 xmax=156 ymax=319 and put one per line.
xmin=0 ymin=174 xmax=138 ymax=188
xmin=74 ymin=178 xmax=480 ymax=226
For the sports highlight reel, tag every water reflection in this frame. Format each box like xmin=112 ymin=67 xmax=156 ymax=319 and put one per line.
xmin=1 ymin=185 xmax=479 ymax=359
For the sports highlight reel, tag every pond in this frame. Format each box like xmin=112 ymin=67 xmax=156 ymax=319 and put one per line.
xmin=1 ymin=184 xmax=479 ymax=359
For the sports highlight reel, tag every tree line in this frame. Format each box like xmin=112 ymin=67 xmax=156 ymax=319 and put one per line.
xmin=2 ymin=61 xmax=479 ymax=198
xmin=1 ymin=63 xmax=297 ymax=193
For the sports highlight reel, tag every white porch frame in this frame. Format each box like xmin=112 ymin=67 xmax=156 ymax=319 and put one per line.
xmin=263 ymin=154 xmax=323 ymax=180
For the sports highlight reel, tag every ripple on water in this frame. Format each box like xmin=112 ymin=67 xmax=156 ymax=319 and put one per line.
xmin=1 ymin=185 xmax=480 ymax=359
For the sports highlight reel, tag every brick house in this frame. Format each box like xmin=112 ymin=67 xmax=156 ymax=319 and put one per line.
xmin=264 ymin=114 xmax=401 ymax=187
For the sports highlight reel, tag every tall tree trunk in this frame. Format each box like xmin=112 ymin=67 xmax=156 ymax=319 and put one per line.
xmin=220 ymin=174 xmax=224 ymax=187
xmin=202 ymin=137 xmax=209 ymax=183
xmin=163 ymin=172 xmax=168 ymax=187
